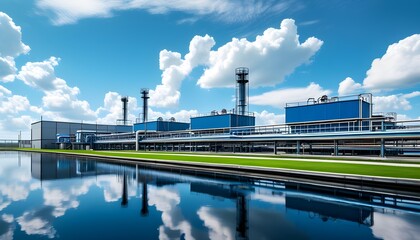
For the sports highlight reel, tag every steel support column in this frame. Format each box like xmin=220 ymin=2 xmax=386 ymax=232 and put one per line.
xmin=334 ymin=140 xmax=338 ymax=156
xmin=380 ymin=138 xmax=385 ymax=158
xmin=296 ymin=140 xmax=301 ymax=154
xmin=274 ymin=141 xmax=277 ymax=155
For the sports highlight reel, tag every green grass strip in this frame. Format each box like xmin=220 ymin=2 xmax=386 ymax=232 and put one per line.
xmin=117 ymin=150 xmax=420 ymax=164
xmin=16 ymin=148 xmax=420 ymax=180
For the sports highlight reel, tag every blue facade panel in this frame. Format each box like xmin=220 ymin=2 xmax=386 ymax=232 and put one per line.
xmin=133 ymin=122 xmax=158 ymax=131
xmin=230 ymin=115 xmax=256 ymax=127
xmin=115 ymin=125 xmax=134 ymax=133
xmin=286 ymin=100 xmax=371 ymax=124
xmin=191 ymin=115 xmax=230 ymax=130
xmin=361 ymin=101 xmax=370 ymax=118
xmin=133 ymin=121 xmax=189 ymax=132
xmin=157 ymin=121 xmax=190 ymax=131
xmin=191 ymin=114 xmax=255 ymax=130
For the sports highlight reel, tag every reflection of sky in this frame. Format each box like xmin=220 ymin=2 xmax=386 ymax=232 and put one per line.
xmin=251 ymin=187 xmax=285 ymax=205
xmin=148 ymin=185 xmax=195 ymax=240
xmin=197 ymin=204 xmax=308 ymax=240
xmin=96 ymin=175 xmax=137 ymax=203
xmin=42 ymin=179 xmax=95 ymax=217
xmin=197 ymin=206 xmax=235 ymax=240
xmin=17 ymin=207 xmax=57 ymax=238
xmin=0 ymin=153 xmax=41 ymax=212
xmin=0 ymin=214 xmax=15 ymax=240
xmin=372 ymin=211 xmax=420 ymax=240
xmin=2 ymin=152 xmax=420 ymax=240
xmin=0 ymin=152 xmax=141 ymax=238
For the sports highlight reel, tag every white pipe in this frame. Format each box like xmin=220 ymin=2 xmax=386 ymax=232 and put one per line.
xmin=135 ymin=130 xmax=142 ymax=151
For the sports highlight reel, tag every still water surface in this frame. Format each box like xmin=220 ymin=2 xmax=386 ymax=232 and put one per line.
xmin=0 ymin=151 xmax=420 ymax=240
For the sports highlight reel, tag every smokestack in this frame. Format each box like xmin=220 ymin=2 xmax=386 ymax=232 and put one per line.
xmin=121 ymin=97 xmax=128 ymax=125
xmin=140 ymin=89 xmax=150 ymax=123
xmin=235 ymin=67 xmax=249 ymax=115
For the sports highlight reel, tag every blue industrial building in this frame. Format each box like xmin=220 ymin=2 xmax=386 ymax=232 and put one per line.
xmin=286 ymin=95 xmax=371 ymax=124
xmin=285 ymin=94 xmax=374 ymax=133
xmin=190 ymin=112 xmax=255 ymax=130
xmin=133 ymin=119 xmax=190 ymax=132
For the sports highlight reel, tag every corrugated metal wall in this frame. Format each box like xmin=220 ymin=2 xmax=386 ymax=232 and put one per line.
xmin=133 ymin=121 xmax=189 ymax=132
xmin=191 ymin=114 xmax=255 ymax=130
xmin=31 ymin=121 xmax=132 ymax=149
xmin=286 ymin=100 xmax=371 ymax=124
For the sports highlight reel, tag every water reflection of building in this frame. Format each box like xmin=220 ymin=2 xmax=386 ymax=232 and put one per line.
xmin=283 ymin=182 xmax=374 ymax=226
xmin=286 ymin=195 xmax=373 ymax=225
xmin=121 ymin=172 xmax=128 ymax=207
xmin=140 ymin=182 xmax=148 ymax=216
xmin=282 ymin=181 xmax=420 ymax=225
xmin=191 ymin=182 xmax=252 ymax=240
xmin=31 ymin=153 xmax=103 ymax=180
xmin=29 ymin=152 xmax=420 ymax=239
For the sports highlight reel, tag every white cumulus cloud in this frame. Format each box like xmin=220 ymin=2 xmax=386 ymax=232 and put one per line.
xmin=0 ymin=95 xmax=31 ymax=114
xmin=197 ymin=19 xmax=323 ymax=88
xmin=0 ymin=84 xmax=35 ymax=137
xmin=0 ymin=56 xmax=17 ymax=82
xmin=373 ymin=91 xmax=420 ymax=113
xmin=364 ymin=34 xmax=420 ymax=91
xmin=0 ymin=12 xmax=30 ymax=82
xmin=336 ymin=35 xmax=420 ymax=97
xmin=338 ymin=77 xmax=362 ymax=96
xmin=150 ymin=35 xmax=215 ymax=108
xmin=16 ymin=57 xmax=97 ymax=122
xmin=254 ymin=110 xmax=285 ymax=126
xmin=0 ymin=85 xmax=12 ymax=95
xmin=0 ymin=12 xmax=30 ymax=57
xmin=149 ymin=108 xmax=198 ymax=123
xmin=250 ymin=82 xmax=331 ymax=109
xmin=151 ymin=19 xmax=322 ymax=108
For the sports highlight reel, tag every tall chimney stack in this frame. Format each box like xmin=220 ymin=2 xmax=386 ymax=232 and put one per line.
xmin=140 ymin=89 xmax=150 ymax=123
xmin=235 ymin=67 xmax=249 ymax=115
xmin=121 ymin=97 xmax=128 ymax=125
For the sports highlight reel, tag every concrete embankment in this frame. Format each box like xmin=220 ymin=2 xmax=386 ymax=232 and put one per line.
xmin=19 ymin=149 xmax=420 ymax=197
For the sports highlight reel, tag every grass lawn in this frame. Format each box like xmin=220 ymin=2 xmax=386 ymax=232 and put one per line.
xmin=14 ymin=148 xmax=420 ymax=180
xmin=113 ymin=150 xmax=420 ymax=164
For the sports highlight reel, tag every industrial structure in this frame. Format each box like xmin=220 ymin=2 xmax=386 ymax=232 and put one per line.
xmin=31 ymin=120 xmax=132 ymax=149
xmin=30 ymin=68 xmax=420 ymax=157
xmin=285 ymin=94 xmax=372 ymax=133
xmin=117 ymin=97 xmax=130 ymax=126
xmin=189 ymin=67 xmax=255 ymax=131
xmin=134 ymin=87 xmax=190 ymax=132
xmin=140 ymin=88 xmax=149 ymax=123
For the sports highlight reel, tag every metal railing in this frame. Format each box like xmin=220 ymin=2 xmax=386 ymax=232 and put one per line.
xmin=140 ymin=118 xmax=420 ymax=141
xmin=0 ymin=140 xmax=31 ymax=148
xmin=90 ymin=118 xmax=420 ymax=143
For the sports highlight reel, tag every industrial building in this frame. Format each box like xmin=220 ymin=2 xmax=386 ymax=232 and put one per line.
xmin=286 ymin=94 xmax=373 ymax=133
xmin=31 ymin=120 xmax=132 ymax=149
xmin=30 ymin=67 xmax=420 ymax=157
xmin=134 ymin=118 xmax=190 ymax=132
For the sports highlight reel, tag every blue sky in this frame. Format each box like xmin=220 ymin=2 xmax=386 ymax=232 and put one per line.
xmin=1 ymin=0 xmax=420 ymax=139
